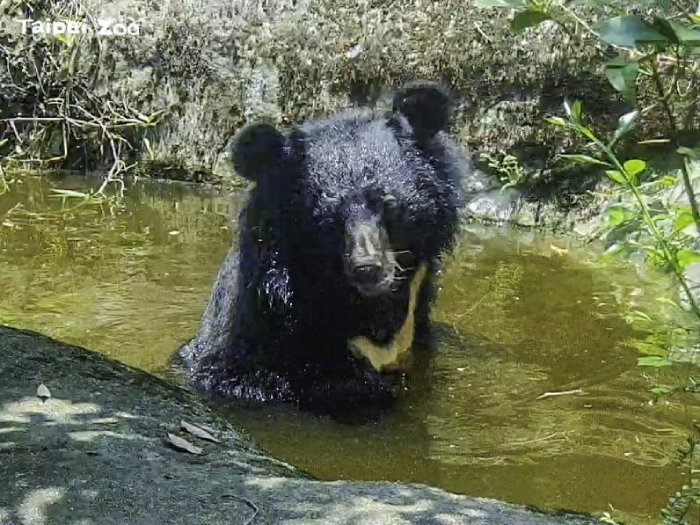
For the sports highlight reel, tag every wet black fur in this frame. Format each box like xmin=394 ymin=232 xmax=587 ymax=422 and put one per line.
xmin=178 ymin=83 xmax=468 ymax=417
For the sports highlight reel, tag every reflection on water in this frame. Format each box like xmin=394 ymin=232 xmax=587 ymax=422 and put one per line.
xmin=0 ymin=175 xmax=237 ymax=370
xmin=0 ymin=174 xmax=697 ymax=523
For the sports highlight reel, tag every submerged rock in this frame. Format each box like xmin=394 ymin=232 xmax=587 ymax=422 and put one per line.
xmin=0 ymin=325 xmax=599 ymax=524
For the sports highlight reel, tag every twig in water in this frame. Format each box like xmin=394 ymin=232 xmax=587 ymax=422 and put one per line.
xmin=221 ymin=493 xmax=260 ymax=525
xmin=507 ymin=431 xmax=569 ymax=446
xmin=536 ymin=388 xmax=584 ymax=400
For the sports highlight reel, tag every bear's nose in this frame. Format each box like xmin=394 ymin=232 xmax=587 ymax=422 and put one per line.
xmin=352 ymin=263 xmax=382 ymax=284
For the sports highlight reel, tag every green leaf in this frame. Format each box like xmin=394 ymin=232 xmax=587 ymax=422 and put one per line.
xmin=559 ymin=154 xmax=611 ymax=166
xmin=611 ymin=110 xmax=639 ymax=146
xmin=653 ymin=17 xmax=700 ymax=47
xmin=606 ymin=170 xmax=627 ymax=184
xmin=474 ymin=0 xmax=525 ymax=7
xmin=511 ymin=9 xmax=550 ymax=32
xmin=605 ymin=204 xmax=635 ymax=226
xmin=599 ymin=16 xmax=669 ymax=48
xmin=571 ymin=100 xmax=583 ymax=123
xmin=637 ymin=356 xmax=672 ymax=367
xmin=624 ymin=159 xmax=646 ymax=177
xmin=690 ymin=14 xmax=700 ymax=26
xmin=677 ymin=249 xmax=700 ymax=268
xmin=54 ymin=33 xmax=73 ymax=46
xmin=604 ymin=58 xmax=639 ymax=102
xmin=577 ymin=126 xmax=597 ymax=141
xmin=673 ymin=211 xmax=694 ymax=232
xmin=547 ymin=116 xmax=568 ymax=127
xmin=660 ymin=175 xmax=676 ymax=186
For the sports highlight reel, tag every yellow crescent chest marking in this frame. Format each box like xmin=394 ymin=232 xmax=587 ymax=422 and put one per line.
xmin=348 ymin=262 xmax=429 ymax=372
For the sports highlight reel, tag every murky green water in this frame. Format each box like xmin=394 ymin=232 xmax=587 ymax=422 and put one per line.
xmin=1 ymin=175 xmax=698 ymax=523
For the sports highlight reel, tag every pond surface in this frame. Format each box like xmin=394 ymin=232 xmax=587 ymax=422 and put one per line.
xmin=1 ymin=174 xmax=698 ymax=524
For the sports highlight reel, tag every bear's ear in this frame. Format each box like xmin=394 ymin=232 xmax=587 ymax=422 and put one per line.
xmin=392 ymin=82 xmax=452 ymax=137
xmin=231 ymin=123 xmax=286 ymax=181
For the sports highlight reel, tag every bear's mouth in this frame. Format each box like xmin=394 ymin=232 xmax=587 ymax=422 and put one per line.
xmin=351 ymin=271 xmax=396 ymax=297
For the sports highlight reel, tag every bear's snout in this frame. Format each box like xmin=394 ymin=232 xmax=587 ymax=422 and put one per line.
xmin=345 ymin=219 xmax=397 ymax=296
xmin=352 ymin=262 xmax=383 ymax=286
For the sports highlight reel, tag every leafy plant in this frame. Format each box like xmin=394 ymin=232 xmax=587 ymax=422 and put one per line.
xmin=549 ymin=103 xmax=700 ymax=325
xmin=481 ymin=151 xmax=527 ymax=189
xmin=474 ymin=1 xmax=700 ymax=520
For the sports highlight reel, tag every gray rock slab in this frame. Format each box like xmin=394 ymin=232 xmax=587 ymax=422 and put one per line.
xmin=0 ymin=326 xmax=600 ymax=525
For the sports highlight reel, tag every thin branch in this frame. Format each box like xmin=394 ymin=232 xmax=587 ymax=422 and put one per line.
xmin=650 ymin=58 xmax=700 ymax=237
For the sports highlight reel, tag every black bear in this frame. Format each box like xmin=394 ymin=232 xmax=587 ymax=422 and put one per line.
xmin=178 ymin=82 xmax=467 ymax=417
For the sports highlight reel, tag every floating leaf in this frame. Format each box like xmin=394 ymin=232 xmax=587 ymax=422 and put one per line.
xmin=638 ymin=356 xmax=672 ymax=367
xmin=36 ymin=383 xmax=51 ymax=402
xmin=181 ymin=420 xmax=221 ymax=443
xmin=511 ymin=9 xmax=550 ymax=32
xmin=605 ymin=204 xmax=635 ymax=226
xmin=677 ymin=249 xmax=700 ymax=268
xmin=651 ymin=385 xmax=673 ymax=396
xmin=599 ymin=16 xmax=668 ymax=48
xmin=49 ymin=189 xmax=91 ymax=199
xmin=559 ymin=154 xmax=611 ymax=166
xmin=605 ymin=57 xmax=639 ymax=101
xmin=549 ymin=244 xmax=568 ymax=256
xmin=165 ymin=433 xmax=203 ymax=455
xmin=606 ymin=170 xmax=627 ymax=184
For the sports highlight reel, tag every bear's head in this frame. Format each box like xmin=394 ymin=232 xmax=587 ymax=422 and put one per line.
xmin=231 ymin=83 xmax=460 ymax=298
